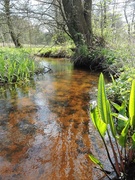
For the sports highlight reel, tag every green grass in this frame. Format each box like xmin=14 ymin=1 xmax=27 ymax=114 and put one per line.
xmin=0 ymin=48 xmax=36 ymax=84
xmin=31 ymin=44 xmax=75 ymax=58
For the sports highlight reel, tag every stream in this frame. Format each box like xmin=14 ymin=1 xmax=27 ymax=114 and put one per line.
xmin=0 ymin=58 xmax=107 ymax=180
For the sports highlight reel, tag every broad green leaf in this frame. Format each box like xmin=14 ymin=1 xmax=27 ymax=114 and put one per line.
xmin=88 ymin=154 xmax=103 ymax=168
xmin=118 ymin=121 xmax=129 ymax=147
xmin=107 ymin=100 xmax=116 ymax=137
xmin=90 ymin=107 xmax=107 ymax=137
xmin=97 ymin=73 xmax=108 ymax=123
xmin=111 ymin=102 xmax=121 ymax=112
xmin=112 ymin=113 xmax=128 ymax=121
xmin=129 ymin=80 xmax=135 ymax=128
xmin=128 ymin=77 xmax=133 ymax=82
xmin=132 ymin=133 xmax=135 ymax=149
xmin=111 ymin=101 xmax=126 ymax=116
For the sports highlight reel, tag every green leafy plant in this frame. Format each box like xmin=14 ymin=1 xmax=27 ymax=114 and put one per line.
xmin=89 ymin=73 xmax=135 ymax=179
xmin=106 ymin=68 xmax=135 ymax=104
xmin=0 ymin=48 xmax=36 ymax=84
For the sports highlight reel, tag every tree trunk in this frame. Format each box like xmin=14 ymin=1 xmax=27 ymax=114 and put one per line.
xmin=4 ymin=0 xmax=22 ymax=47
xmin=61 ymin=0 xmax=93 ymax=47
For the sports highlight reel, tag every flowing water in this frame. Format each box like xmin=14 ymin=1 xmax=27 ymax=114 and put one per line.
xmin=0 ymin=58 xmax=107 ymax=180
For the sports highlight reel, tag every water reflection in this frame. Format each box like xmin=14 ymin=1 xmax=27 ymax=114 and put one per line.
xmin=0 ymin=58 xmax=104 ymax=180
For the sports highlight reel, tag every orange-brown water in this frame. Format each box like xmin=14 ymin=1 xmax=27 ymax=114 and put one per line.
xmin=0 ymin=58 xmax=107 ymax=180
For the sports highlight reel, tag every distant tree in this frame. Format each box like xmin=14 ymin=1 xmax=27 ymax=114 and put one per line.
xmin=0 ymin=0 xmax=47 ymax=46
xmin=123 ymin=0 xmax=135 ymax=40
xmin=3 ymin=0 xmax=22 ymax=47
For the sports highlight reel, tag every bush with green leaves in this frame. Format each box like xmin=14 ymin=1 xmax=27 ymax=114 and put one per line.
xmin=89 ymin=73 xmax=135 ymax=180
xmin=0 ymin=48 xmax=36 ymax=84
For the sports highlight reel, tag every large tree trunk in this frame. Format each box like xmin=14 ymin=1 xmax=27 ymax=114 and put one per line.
xmin=62 ymin=0 xmax=93 ymax=47
xmin=61 ymin=0 xmax=97 ymax=69
xmin=4 ymin=0 xmax=22 ymax=48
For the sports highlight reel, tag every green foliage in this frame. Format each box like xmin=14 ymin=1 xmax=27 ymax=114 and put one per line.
xmin=0 ymin=48 xmax=36 ymax=84
xmin=100 ymin=48 xmax=119 ymax=64
xmin=106 ymin=68 xmax=135 ymax=104
xmin=89 ymin=73 xmax=135 ymax=179
xmin=111 ymin=102 xmax=127 ymax=134
xmin=88 ymin=47 xmax=120 ymax=65
xmin=77 ymin=45 xmax=89 ymax=57
xmin=129 ymin=80 xmax=135 ymax=128
xmin=88 ymin=154 xmax=103 ymax=169
xmin=52 ymin=31 xmax=72 ymax=45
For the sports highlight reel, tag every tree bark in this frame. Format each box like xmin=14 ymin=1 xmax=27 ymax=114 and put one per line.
xmin=4 ymin=0 xmax=22 ymax=47
xmin=61 ymin=0 xmax=93 ymax=47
